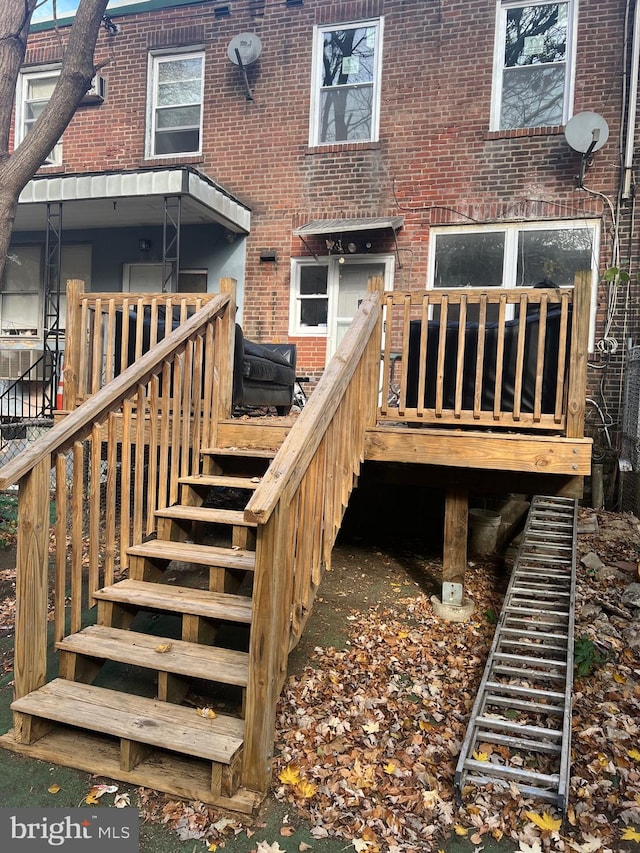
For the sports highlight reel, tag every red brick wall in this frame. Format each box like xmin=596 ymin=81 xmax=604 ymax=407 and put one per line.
xmin=21 ymin=0 xmax=634 ymax=433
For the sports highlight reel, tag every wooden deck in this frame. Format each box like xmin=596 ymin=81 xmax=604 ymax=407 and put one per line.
xmin=0 ymin=274 xmax=592 ymax=809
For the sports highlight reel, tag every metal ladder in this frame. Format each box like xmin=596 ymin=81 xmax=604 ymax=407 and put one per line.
xmin=455 ymin=495 xmax=577 ymax=814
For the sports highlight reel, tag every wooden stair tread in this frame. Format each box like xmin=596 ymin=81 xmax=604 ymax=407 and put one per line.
xmin=155 ymin=505 xmax=256 ymax=527
xmin=128 ymin=539 xmax=255 ymax=571
xmin=93 ymin=579 xmax=253 ymax=623
xmin=11 ymin=679 xmax=244 ymax=764
xmin=56 ymin=625 xmax=250 ymax=686
xmin=180 ymin=474 xmax=261 ymax=490
xmin=201 ymin=447 xmax=277 ymax=459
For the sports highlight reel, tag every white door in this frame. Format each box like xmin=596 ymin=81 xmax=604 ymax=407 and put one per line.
xmin=328 ymin=261 xmax=387 ymax=359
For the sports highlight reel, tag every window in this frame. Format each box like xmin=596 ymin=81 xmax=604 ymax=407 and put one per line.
xmin=291 ymin=256 xmax=394 ymax=359
xmin=309 ymin=19 xmax=383 ymax=146
xmin=123 ymin=264 xmax=208 ymax=293
xmin=1 ymin=244 xmax=91 ymax=338
xmin=428 ymin=220 xmax=599 ymax=342
xmin=147 ymin=51 xmax=204 ymax=157
xmin=491 ymin=1 xmax=576 ymax=131
xmin=15 ymin=68 xmax=62 ymax=165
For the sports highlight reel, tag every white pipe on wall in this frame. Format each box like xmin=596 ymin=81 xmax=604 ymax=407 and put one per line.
xmin=623 ymin=0 xmax=640 ymax=199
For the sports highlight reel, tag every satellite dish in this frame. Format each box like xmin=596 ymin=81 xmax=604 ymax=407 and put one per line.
xmin=227 ymin=33 xmax=262 ymax=66
xmin=564 ymin=111 xmax=609 ymax=154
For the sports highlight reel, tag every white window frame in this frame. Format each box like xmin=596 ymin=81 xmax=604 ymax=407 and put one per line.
xmin=15 ymin=66 xmax=62 ymax=165
xmin=289 ymin=254 xmax=394 ymax=339
xmin=427 ymin=219 xmax=599 ymax=349
xmin=309 ymin=18 xmax=384 ymax=147
xmin=145 ymin=48 xmax=204 ymax=159
xmin=490 ymin=0 xmax=577 ymax=131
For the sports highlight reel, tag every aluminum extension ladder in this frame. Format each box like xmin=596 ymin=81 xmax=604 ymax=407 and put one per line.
xmin=455 ymin=495 xmax=577 ymax=814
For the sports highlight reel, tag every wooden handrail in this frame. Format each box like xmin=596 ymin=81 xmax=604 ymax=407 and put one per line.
xmin=0 ymin=292 xmax=230 ymax=489
xmin=244 ymin=290 xmax=382 ymax=524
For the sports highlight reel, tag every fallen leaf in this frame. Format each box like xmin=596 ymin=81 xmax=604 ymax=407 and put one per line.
xmin=524 ymin=812 xmax=562 ymax=832
xmin=472 ymin=750 xmax=489 ymax=761
xmin=621 ymin=827 xmax=640 ymax=842
xmin=154 ymin=643 xmax=172 ymax=653
xmin=196 ymin=707 xmax=217 ymax=719
xmin=454 ymin=825 xmax=468 ymax=836
xmin=519 ymin=842 xmax=542 ymax=853
xmin=280 ymin=825 xmax=295 ymax=836
xmin=278 ymin=765 xmax=302 ymax=786
xmin=295 ymin=780 xmax=318 ymax=799
xmin=47 ymin=784 xmax=61 ymax=794
xmin=256 ymin=842 xmax=285 ymax=853
xmin=628 ymin=748 xmax=640 ymax=761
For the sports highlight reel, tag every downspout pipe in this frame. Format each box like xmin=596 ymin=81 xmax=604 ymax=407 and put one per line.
xmin=623 ymin=0 xmax=640 ymax=199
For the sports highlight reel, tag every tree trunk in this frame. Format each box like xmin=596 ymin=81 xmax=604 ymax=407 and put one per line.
xmin=0 ymin=0 xmax=110 ymax=284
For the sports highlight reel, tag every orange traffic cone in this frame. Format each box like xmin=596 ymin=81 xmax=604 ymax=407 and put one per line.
xmin=56 ymin=360 xmax=64 ymax=410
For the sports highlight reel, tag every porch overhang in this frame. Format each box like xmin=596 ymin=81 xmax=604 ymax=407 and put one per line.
xmin=14 ymin=166 xmax=251 ymax=234
xmin=293 ymin=216 xmax=404 ymax=267
xmin=293 ymin=216 xmax=404 ymax=237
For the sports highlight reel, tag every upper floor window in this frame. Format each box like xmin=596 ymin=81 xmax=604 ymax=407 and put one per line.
xmin=15 ymin=68 xmax=62 ymax=165
xmin=147 ymin=50 xmax=204 ymax=157
xmin=309 ymin=19 xmax=383 ymax=146
xmin=491 ymin=1 xmax=576 ymax=131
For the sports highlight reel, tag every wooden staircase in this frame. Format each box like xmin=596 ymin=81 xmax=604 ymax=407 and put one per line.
xmin=8 ymin=446 xmax=276 ymax=814
xmin=0 ymin=282 xmax=383 ymax=812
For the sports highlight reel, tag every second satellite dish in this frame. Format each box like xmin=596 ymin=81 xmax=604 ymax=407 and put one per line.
xmin=564 ymin=111 xmax=609 ymax=155
xmin=227 ymin=33 xmax=262 ymax=66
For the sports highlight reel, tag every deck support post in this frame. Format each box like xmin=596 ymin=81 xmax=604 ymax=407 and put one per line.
xmin=433 ymin=486 xmax=474 ymax=621
xmin=13 ymin=457 xmax=50 ymax=714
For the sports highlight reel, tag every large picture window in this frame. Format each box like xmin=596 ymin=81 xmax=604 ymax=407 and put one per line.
xmin=491 ymin=1 xmax=576 ymax=131
xmin=147 ymin=50 xmax=204 ymax=157
xmin=309 ymin=19 xmax=383 ymax=146
xmin=428 ymin=220 xmax=599 ymax=343
xmin=15 ymin=68 xmax=62 ymax=165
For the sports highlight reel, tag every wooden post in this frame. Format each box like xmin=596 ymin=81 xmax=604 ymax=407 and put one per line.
xmin=441 ymin=486 xmax=468 ymax=607
xmin=13 ymin=457 xmax=51 ymax=705
xmin=64 ymin=279 xmax=85 ymax=411
xmin=242 ymin=506 xmax=292 ymax=793
xmin=566 ymin=270 xmax=591 ymax=440
xmin=367 ymin=276 xmax=384 ymax=426
xmin=209 ymin=278 xmax=236 ymax=451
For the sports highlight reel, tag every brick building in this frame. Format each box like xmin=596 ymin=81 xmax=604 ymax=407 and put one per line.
xmin=6 ymin=0 xmax=640 ymax=489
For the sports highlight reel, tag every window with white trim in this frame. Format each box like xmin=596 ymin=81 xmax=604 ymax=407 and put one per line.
xmin=491 ymin=1 xmax=576 ymax=131
xmin=15 ymin=68 xmax=62 ymax=165
xmin=428 ymin=220 xmax=599 ymax=343
xmin=146 ymin=50 xmax=204 ymax=157
xmin=309 ymin=19 xmax=383 ymax=146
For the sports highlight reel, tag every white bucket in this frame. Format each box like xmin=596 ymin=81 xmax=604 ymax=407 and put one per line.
xmin=469 ymin=508 xmax=502 ymax=556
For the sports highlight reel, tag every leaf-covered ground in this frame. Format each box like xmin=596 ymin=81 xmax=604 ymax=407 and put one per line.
xmin=270 ymin=508 xmax=640 ymax=853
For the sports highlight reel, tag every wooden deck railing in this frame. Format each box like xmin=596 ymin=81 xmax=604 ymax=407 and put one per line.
xmin=240 ymin=288 xmax=382 ymax=793
xmin=62 ymin=280 xmax=218 ymax=409
xmin=379 ymin=271 xmax=591 ymax=437
xmin=0 ymin=285 xmax=236 ymax=703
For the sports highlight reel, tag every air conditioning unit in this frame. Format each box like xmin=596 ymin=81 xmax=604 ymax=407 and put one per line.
xmin=80 ymin=75 xmax=106 ymax=105
xmin=0 ymin=349 xmax=47 ymax=381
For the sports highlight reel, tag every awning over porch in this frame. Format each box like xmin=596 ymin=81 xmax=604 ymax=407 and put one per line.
xmin=15 ymin=166 xmax=251 ymax=234
xmin=293 ymin=216 xmax=404 ymax=236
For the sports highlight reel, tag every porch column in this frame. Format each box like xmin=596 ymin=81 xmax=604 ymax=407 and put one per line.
xmin=432 ymin=486 xmax=475 ymax=621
